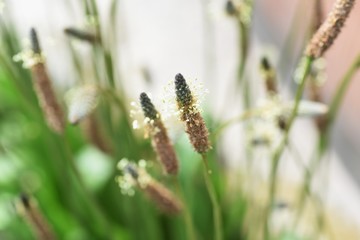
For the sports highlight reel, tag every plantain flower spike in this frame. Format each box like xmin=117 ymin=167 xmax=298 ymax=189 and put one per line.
xmin=16 ymin=193 xmax=56 ymax=240
xmin=305 ymin=0 xmax=355 ymax=58
xmin=117 ymin=159 xmax=183 ymax=214
xmin=174 ymin=73 xmax=211 ymax=154
xmin=260 ymin=57 xmax=278 ymax=95
xmin=64 ymin=27 xmax=99 ymax=44
xmin=140 ymin=92 xmax=179 ymax=175
xmin=225 ymin=0 xmax=239 ymax=17
xmin=64 ymin=85 xmax=111 ymax=152
xmin=30 ymin=28 xmax=65 ymax=133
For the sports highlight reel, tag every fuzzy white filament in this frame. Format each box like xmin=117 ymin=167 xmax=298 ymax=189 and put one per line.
xmin=66 ymin=84 xmax=100 ymax=124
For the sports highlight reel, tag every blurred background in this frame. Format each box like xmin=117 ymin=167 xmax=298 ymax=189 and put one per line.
xmin=1 ymin=0 xmax=360 ymax=239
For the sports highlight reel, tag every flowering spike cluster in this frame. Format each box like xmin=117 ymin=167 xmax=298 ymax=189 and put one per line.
xmin=174 ymin=74 xmax=211 ymax=153
xmin=16 ymin=193 xmax=56 ymax=240
xmin=64 ymin=27 xmax=99 ymax=44
xmin=140 ymin=93 xmax=179 ymax=175
xmin=117 ymin=159 xmax=182 ymax=214
xmin=30 ymin=28 xmax=65 ymax=134
xmin=305 ymin=0 xmax=355 ymax=58
xmin=260 ymin=57 xmax=278 ymax=94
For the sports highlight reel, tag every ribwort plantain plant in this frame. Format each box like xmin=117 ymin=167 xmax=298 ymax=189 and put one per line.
xmin=1 ymin=0 xmax=360 ymax=239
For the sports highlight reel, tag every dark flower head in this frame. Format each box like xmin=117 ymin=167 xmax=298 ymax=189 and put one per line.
xmin=261 ymin=57 xmax=271 ymax=71
xmin=124 ymin=162 xmax=139 ymax=180
xmin=175 ymin=73 xmax=193 ymax=108
xmin=30 ymin=28 xmax=41 ymax=54
xmin=140 ymin=92 xmax=158 ymax=120
xmin=20 ymin=193 xmax=31 ymax=209
xmin=225 ymin=0 xmax=238 ymax=16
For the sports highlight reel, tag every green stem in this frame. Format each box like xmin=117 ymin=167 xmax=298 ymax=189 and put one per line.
xmin=175 ymin=179 xmax=197 ymax=240
xmin=293 ymin=53 xmax=360 ymax=230
xmin=201 ymin=154 xmax=223 ymax=240
xmin=236 ymin=17 xmax=249 ymax=85
xmin=213 ymin=110 xmax=258 ymax=140
xmin=60 ymin=135 xmax=115 ymax=238
xmin=323 ymin=54 xmax=360 ymax=142
xmin=263 ymin=56 xmax=313 ymax=240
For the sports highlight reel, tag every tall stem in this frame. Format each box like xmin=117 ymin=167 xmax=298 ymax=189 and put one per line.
xmin=322 ymin=54 xmax=360 ymax=142
xmin=264 ymin=56 xmax=313 ymax=240
xmin=293 ymin=53 xmax=360 ymax=229
xmin=175 ymin=179 xmax=197 ymax=240
xmin=60 ymin=135 xmax=114 ymax=238
xmin=201 ymin=154 xmax=223 ymax=240
xmin=237 ymin=18 xmax=249 ymax=85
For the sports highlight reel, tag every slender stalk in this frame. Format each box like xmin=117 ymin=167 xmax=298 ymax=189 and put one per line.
xmin=276 ymin=0 xmax=308 ymax=72
xmin=219 ymin=9 xmax=250 ymax=118
xmin=263 ymin=56 xmax=313 ymax=240
xmin=201 ymin=154 xmax=223 ymax=240
xmin=175 ymin=179 xmax=197 ymax=240
xmin=237 ymin=18 xmax=249 ymax=85
xmin=293 ymin=53 xmax=360 ymax=229
xmin=84 ymin=0 xmax=117 ymax=89
xmin=213 ymin=112 xmax=251 ymax=138
xmin=322 ymin=54 xmax=360 ymax=141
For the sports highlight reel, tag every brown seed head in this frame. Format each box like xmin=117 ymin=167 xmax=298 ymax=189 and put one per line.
xmin=144 ymin=179 xmax=183 ymax=214
xmin=118 ymin=160 xmax=182 ymax=214
xmin=174 ymin=74 xmax=211 ymax=153
xmin=151 ymin=120 xmax=179 ymax=175
xmin=30 ymin=28 xmax=65 ymax=134
xmin=184 ymin=111 xmax=211 ymax=153
xmin=17 ymin=193 xmax=56 ymax=240
xmin=31 ymin=64 xmax=65 ymax=133
xmin=82 ymin=115 xmax=112 ymax=154
xmin=140 ymin=93 xmax=179 ymax=175
xmin=260 ymin=57 xmax=278 ymax=94
xmin=305 ymin=0 xmax=356 ymax=58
